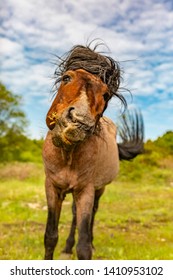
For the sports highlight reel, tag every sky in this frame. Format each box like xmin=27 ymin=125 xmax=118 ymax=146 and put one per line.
xmin=0 ymin=0 xmax=173 ymax=140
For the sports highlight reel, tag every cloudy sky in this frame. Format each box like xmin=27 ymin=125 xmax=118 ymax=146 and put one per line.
xmin=1 ymin=0 xmax=173 ymax=140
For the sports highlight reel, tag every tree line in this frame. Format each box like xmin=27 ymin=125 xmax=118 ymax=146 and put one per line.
xmin=0 ymin=82 xmax=172 ymax=163
xmin=0 ymin=82 xmax=43 ymax=162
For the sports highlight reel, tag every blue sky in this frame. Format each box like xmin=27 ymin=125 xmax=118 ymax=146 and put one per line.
xmin=0 ymin=0 xmax=173 ymax=140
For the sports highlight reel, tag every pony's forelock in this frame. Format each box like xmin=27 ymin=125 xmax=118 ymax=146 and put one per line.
xmin=53 ymin=44 xmax=127 ymax=109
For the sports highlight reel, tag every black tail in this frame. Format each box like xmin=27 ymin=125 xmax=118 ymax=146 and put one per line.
xmin=117 ymin=108 xmax=144 ymax=161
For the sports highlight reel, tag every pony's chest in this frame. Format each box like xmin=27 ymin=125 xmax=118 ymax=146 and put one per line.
xmin=46 ymin=161 xmax=94 ymax=191
xmin=43 ymin=146 xmax=95 ymax=190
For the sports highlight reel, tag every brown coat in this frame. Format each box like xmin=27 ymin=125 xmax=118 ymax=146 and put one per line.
xmin=43 ymin=116 xmax=119 ymax=196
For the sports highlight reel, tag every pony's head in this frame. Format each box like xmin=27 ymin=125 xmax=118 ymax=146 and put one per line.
xmin=46 ymin=45 xmax=126 ymax=149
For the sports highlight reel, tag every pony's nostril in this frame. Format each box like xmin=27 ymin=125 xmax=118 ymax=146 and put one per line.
xmin=68 ymin=107 xmax=75 ymax=120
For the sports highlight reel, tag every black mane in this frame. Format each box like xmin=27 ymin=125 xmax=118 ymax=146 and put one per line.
xmin=54 ymin=44 xmax=127 ymax=108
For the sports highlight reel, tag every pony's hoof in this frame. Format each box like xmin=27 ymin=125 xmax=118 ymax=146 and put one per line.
xmin=59 ymin=252 xmax=72 ymax=260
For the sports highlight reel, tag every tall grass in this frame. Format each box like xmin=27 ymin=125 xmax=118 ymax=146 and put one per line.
xmin=0 ymin=149 xmax=173 ymax=260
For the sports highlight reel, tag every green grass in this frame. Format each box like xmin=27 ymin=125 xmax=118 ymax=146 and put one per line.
xmin=0 ymin=158 xmax=173 ymax=260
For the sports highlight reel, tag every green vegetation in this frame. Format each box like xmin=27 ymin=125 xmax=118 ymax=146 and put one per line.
xmin=0 ymin=83 xmax=173 ymax=259
xmin=0 ymin=131 xmax=173 ymax=260
xmin=0 ymin=82 xmax=43 ymax=162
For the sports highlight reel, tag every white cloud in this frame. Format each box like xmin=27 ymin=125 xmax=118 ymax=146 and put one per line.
xmin=0 ymin=37 xmax=23 ymax=55
xmin=1 ymin=0 xmax=173 ymax=140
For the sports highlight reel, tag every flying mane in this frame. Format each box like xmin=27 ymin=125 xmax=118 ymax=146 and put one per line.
xmin=53 ymin=44 xmax=127 ymax=108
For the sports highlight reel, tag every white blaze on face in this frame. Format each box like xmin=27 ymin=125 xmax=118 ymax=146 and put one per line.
xmin=75 ymin=87 xmax=90 ymax=114
xmin=70 ymin=86 xmax=93 ymax=122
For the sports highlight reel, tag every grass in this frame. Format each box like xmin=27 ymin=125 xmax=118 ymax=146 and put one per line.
xmin=0 ymin=157 xmax=173 ymax=260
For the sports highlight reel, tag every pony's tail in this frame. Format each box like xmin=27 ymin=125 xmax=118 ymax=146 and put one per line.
xmin=117 ymin=108 xmax=144 ymax=161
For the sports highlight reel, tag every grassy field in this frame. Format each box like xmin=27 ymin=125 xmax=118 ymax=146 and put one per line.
xmin=0 ymin=153 xmax=173 ymax=260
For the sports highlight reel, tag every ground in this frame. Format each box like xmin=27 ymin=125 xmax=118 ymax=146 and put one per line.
xmin=0 ymin=157 xmax=173 ymax=260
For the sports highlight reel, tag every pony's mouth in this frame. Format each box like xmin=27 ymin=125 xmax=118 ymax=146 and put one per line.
xmin=51 ymin=120 xmax=95 ymax=149
xmin=63 ymin=135 xmax=73 ymax=145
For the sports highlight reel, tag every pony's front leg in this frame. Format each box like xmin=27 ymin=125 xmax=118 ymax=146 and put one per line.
xmin=74 ymin=184 xmax=94 ymax=260
xmin=91 ymin=187 xmax=105 ymax=248
xmin=44 ymin=178 xmax=63 ymax=260
xmin=62 ymin=200 xmax=76 ymax=254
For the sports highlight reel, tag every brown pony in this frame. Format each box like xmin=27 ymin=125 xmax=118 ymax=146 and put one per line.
xmin=42 ymin=44 xmax=144 ymax=260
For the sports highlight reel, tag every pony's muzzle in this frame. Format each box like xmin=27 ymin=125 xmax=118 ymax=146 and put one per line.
xmin=50 ymin=106 xmax=96 ymax=148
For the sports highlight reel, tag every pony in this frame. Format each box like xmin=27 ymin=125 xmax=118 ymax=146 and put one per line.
xmin=42 ymin=44 xmax=144 ymax=260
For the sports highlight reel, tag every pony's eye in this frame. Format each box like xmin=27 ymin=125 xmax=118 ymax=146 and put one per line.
xmin=62 ymin=75 xmax=71 ymax=83
xmin=103 ymin=92 xmax=110 ymax=102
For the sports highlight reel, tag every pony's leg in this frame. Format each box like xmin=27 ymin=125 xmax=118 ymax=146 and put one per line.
xmin=44 ymin=178 xmax=63 ymax=260
xmin=74 ymin=184 xmax=94 ymax=260
xmin=91 ymin=186 xmax=105 ymax=248
xmin=62 ymin=200 xmax=76 ymax=254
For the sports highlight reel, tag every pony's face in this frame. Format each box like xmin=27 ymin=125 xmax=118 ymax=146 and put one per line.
xmin=46 ymin=69 xmax=109 ymax=149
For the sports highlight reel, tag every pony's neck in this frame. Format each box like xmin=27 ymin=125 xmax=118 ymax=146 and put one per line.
xmin=60 ymin=146 xmax=75 ymax=166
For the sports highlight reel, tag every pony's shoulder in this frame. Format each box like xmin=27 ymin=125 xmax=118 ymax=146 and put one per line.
xmin=100 ymin=116 xmax=117 ymax=135
xmin=101 ymin=116 xmax=116 ymax=128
